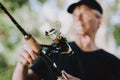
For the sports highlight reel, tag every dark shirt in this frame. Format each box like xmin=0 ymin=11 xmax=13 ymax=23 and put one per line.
xmin=30 ymin=42 xmax=120 ymax=80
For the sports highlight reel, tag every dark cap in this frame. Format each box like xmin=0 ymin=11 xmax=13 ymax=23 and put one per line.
xmin=67 ymin=0 xmax=103 ymax=14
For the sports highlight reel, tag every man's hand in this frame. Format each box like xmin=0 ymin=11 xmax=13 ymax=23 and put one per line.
xmin=57 ymin=70 xmax=80 ymax=80
xmin=17 ymin=44 xmax=38 ymax=67
xmin=12 ymin=44 xmax=39 ymax=80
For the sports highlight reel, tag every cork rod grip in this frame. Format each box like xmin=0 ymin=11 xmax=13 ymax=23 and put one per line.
xmin=25 ymin=34 xmax=41 ymax=53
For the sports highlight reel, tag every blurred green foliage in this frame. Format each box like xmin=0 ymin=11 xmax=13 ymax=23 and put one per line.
xmin=2 ymin=0 xmax=28 ymax=11
xmin=0 ymin=54 xmax=8 ymax=68
xmin=113 ymin=24 xmax=120 ymax=45
xmin=0 ymin=68 xmax=13 ymax=80
xmin=0 ymin=53 xmax=14 ymax=80
xmin=0 ymin=13 xmax=21 ymax=51
xmin=38 ymin=0 xmax=47 ymax=3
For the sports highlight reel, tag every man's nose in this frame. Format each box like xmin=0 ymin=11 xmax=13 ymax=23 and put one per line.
xmin=74 ymin=14 xmax=83 ymax=21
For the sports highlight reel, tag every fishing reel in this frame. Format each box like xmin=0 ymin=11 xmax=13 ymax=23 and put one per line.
xmin=45 ymin=28 xmax=73 ymax=55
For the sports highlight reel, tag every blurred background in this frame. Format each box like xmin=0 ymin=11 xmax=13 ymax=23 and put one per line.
xmin=0 ymin=0 xmax=120 ymax=79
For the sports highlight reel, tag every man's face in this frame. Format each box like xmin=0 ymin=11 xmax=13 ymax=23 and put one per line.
xmin=72 ymin=5 xmax=101 ymax=37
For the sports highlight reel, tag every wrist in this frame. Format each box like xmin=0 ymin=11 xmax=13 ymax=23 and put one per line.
xmin=17 ymin=62 xmax=28 ymax=70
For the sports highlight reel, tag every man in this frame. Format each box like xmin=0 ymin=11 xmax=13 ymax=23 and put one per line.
xmin=12 ymin=0 xmax=120 ymax=80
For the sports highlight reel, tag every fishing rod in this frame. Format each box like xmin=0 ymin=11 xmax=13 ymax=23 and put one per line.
xmin=0 ymin=2 xmax=69 ymax=80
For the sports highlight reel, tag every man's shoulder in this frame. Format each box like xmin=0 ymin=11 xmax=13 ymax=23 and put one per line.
xmin=99 ymin=49 xmax=120 ymax=61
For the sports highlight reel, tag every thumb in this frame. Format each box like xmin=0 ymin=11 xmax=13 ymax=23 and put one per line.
xmin=61 ymin=70 xmax=69 ymax=79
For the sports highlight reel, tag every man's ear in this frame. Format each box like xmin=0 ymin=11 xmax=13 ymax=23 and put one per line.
xmin=98 ymin=17 xmax=103 ymax=27
xmin=96 ymin=17 xmax=102 ymax=29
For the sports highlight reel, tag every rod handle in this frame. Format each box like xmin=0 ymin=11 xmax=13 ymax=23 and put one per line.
xmin=24 ymin=34 xmax=41 ymax=53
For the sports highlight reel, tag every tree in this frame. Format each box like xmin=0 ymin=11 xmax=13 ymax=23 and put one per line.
xmin=1 ymin=0 xmax=28 ymax=11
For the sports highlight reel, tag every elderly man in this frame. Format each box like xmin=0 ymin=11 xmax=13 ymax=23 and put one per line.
xmin=12 ymin=0 xmax=120 ymax=80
